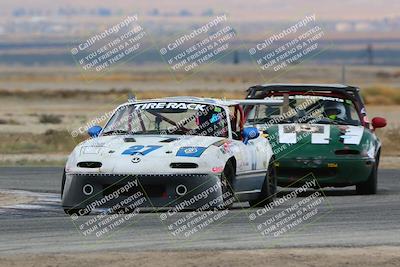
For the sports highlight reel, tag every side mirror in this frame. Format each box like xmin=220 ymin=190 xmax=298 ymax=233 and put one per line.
xmin=371 ymin=117 xmax=387 ymax=129
xmin=88 ymin=126 xmax=102 ymax=137
xmin=242 ymin=127 xmax=259 ymax=144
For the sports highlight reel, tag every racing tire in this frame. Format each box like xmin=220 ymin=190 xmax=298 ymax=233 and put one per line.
xmin=64 ymin=208 xmax=91 ymax=216
xmin=61 ymin=169 xmax=66 ymax=198
xmin=356 ymin=163 xmax=377 ymax=195
xmin=269 ymin=162 xmax=277 ymax=195
xmin=64 ymin=209 xmax=82 ymax=216
xmin=219 ymin=161 xmax=235 ymax=209
xmin=61 ymin=170 xmax=91 ymax=216
xmin=249 ymin=163 xmax=276 ymax=207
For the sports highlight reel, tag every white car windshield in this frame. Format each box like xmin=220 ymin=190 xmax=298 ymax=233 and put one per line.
xmin=102 ymin=101 xmax=229 ymax=137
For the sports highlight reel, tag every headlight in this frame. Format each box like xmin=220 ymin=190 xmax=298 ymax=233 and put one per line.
xmin=81 ymin=146 xmax=102 ymax=154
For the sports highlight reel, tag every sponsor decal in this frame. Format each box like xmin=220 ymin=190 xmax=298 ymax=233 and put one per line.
xmin=267 ymin=95 xmax=344 ymax=103
xmin=278 ymin=124 xmax=296 ymax=144
xmin=184 ymin=147 xmax=198 ymax=154
xmin=278 ymin=124 xmax=329 ymax=144
xmin=310 ymin=125 xmax=330 ymax=144
xmin=122 ymin=145 xmax=162 ymax=155
xmin=341 ymin=126 xmax=364 ymax=145
xmin=210 ymin=113 xmax=220 ymax=123
xmin=132 ymin=102 xmax=206 ymax=111
xmin=278 ymin=124 xmax=363 ymax=145
xmin=211 ymin=166 xmax=224 ymax=173
xmin=177 ymin=147 xmax=207 ymax=157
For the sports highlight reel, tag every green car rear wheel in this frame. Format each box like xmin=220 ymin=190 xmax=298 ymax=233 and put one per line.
xmin=356 ymin=163 xmax=377 ymax=195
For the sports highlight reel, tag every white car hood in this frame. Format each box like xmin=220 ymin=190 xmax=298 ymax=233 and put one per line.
xmin=66 ymin=135 xmax=225 ymax=175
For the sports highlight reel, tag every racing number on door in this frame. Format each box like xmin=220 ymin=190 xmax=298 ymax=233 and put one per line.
xmin=122 ymin=145 xmax=162 ymax=155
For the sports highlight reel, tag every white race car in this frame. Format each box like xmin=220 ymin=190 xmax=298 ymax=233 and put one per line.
xmin=61 ymin=97 xmax=277 ymax=215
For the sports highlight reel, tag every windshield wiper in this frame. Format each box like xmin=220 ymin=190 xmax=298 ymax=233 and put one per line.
xmin=314 ymin=119 xmax=359 ymax=126
xmin=247 ymin=118 xmax=267 ymax=124
xmin=335 ymin=121 xmax=360 ymax=126
xmin=248 ymin=118 xmax=294 ymax=124
xmin=101 ymin=130 xmax=135 ymax=136
xmin=278 ymin=119 xmax=296 ymax=124
xmin=169 ymin=129 xmax=189 ymax=135
xmin=314 ymin=119 xmax=337 ymax=125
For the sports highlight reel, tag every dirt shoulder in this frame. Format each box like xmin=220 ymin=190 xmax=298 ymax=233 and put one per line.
xmin=0 ymin=246 xmax=399 ymax=267
xmin=0 ymin=191 xmax=36 ymax=207
xmin=380 ymin=156 xmax=400 ymax=169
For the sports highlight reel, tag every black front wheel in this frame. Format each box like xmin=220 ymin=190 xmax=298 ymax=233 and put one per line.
xmin=61 ymin=169 xmax=66 ymax=198
xmin=61 ymin=170 xmax=91 ymax=216
xmin=64 ymin=209 xmax=81 ymax=216
xmin=249 ymin=164 xmax=277 ymax=207
xmin=64 ymin=208 xmax=91 ymax=216
xmin=219 ymin=161 xmax=235 ymax=209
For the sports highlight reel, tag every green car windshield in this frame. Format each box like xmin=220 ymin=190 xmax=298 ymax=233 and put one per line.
xmin=247 ymin=95 xmax=362 ymax=126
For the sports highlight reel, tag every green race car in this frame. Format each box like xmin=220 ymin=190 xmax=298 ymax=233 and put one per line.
xmin=244 ymin=84 xmax=387 ymax=194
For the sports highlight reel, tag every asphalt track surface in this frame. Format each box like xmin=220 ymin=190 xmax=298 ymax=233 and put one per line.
xmin=0 ymin=167 xmax=399 ymax=254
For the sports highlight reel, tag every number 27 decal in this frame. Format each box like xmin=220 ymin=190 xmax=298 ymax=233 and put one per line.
xmin=122 ymin=145 xmax=162 ymax=155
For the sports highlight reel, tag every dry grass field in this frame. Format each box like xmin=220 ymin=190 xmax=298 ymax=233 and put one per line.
xmin=1 ymin=246 xmax=400 ymax=267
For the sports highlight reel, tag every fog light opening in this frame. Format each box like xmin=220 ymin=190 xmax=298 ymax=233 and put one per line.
xmin=83 ymin=184 xmax=94 ymax=196
xmin=176 ymin=184 xmax=187 ymax=196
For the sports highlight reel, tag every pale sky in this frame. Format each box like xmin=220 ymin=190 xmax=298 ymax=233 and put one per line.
xmin=1 ymin=0 xmax=399 ymax=21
